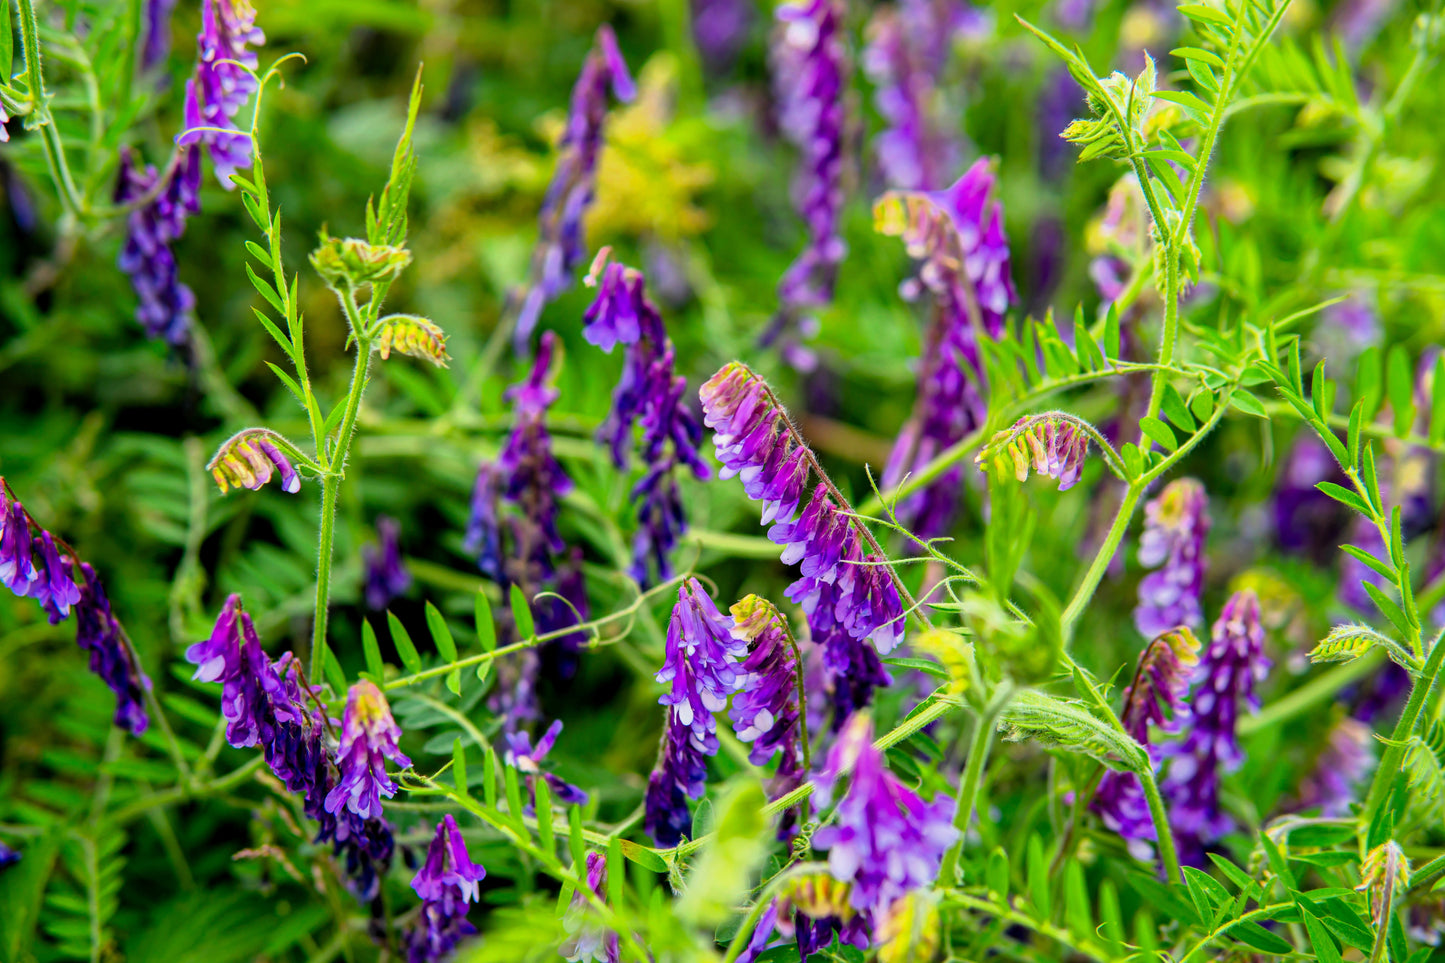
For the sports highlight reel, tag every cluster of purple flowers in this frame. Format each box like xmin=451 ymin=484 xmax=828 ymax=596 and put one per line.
xmin=977 ymin=413 xmax=1092 ymax=492
xmin=767 ymin=0 xmax=849 ymax=370
xmin=2 ymin=480 xmax=150 ymax=733
xmin=691 ymin=0 xmax=753 ymax=72
xmin=515 ymin=26 xmax=635 ymax=351
xmin=727 ymin=595 xmax=803 ymax=774
xmin=1161 ymin=589 xmax=1270 ymax=864
xmin=208 ymin=428 xmax=303 ymax=495
xmin=465 ymin=332 xmax=591 ymax=721
xmin=176 ymin=0 xmax=263 ymax=186
xmin=583 ymin=253 xmax=711 ymax=585
xmin=701 ymin=362 xmax=905 ymax=721
xmin=863 ymin=0 xmax=977 ymax=192
xmin=1135 ymin=478 xmax=1209 ymax=638
xmin=645 ymin=578 xmax=748 ymax=845
xmin=116 ymin=147 xmax=202 ymax=346
xmin=407 ymin=815 xmax=487 ymax=963
xmin=561 ymin=852 xmax=621 ymax=963
xmin=1293 ymin=715 xmax=1373 ymax=817
xmin=1092 ymin=625 xmax=1200 ymax=858
xmin=187 ymin=596 xmax=402 ymax=900
xmin=142 ymin=0 xmax=179 ymax=70
xmin=878 ymin=161 xmax=1017 ymax=535
xmin=503 ymin=719 xmax=588 ymax=813
xmin=363 ymin=515 xmax=412 ymax=611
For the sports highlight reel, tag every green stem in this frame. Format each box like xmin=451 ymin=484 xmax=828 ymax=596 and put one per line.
xmin=17 ymin=0 xmax=87 ymax=216
xmin=1060 ymin=485 xmax=1142 ymax=639
xmin=1410 ymin=852 xmax=1445 ymax=895
xmin=1138 ymin=765 xmax=1182 ymax=883
xmin=938 ymin=687 xmax=1011 ymax=886
xmin=1363 ymin=632 xmax=1445 ymax=831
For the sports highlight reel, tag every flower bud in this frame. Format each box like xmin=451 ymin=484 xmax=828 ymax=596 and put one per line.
xmin=309 ymin=231 xmax=412 ymax=290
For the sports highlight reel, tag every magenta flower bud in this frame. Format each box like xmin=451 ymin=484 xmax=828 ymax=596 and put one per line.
xmin=326 ymin=680 xmax=411 ymax=821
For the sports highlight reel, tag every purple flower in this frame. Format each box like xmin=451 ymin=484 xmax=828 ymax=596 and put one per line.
xmin=1273 ymin=434 xmax=1346 ymax=558
xmin=1162 ymin=589 xmax=1270 ymax=864
xmin=208 ymin=429 xmax=303 ymax=495
xmin=701 ymin=363 xmax=904 ymax=717
xmin=514 ymin=26 xmax=634 ymax=350
xmin=1092 ymin=626 xmax=1200 ymax=858
xmin=584 ymin=254 xmax=710 ymax=585
xmin=27 ymin=530 xmax=82 ymax=623
xmin=562 ymin=852 xmax=620 ymax=963
xmin=863 ymin=0 xmax=970 ymax=192
xmin=143 ymin=0 xmax=179 ymax=69
xmin=767 ymin=0 xmax=849 ymax=369
xmin=363 ymin=516 xmax=411 ymax=611
xmin=728 ymin=595 xmax=803 ymax=771
xmin=407 ymin=814 xmax=486 ymax=963
xmin=812 ymin=713 xmax=958 ymax=921
xmin=0 ymin=491 xmax=36 ymax=596
xmin=116 ymin=146 xmax=202 ymax=346
xmin=504 ymin=719 xmax=589 ymax=811
xmin=1293 ymin=716 xmax=1372 ymax=818
xmin=175 ymin=0 xmax=264 ymax=186
xmin=1315 ymin=293 xmax=1380 ymax=363
xmin=1134 ymin=478 xmax=1209 ymax=638
xmin=463 ymin=463 xmax=503 ymax=582
xmin=692 ymin=0 xmax=753 ymax=72
xmin=877 ymin=161 xmax=1016 ymax=535
xmin=498 ymin=331 xmax=573 ymax=562
xmin=326 ymin=680 xmax=411 ymax=821
xmin=644 ymin=714 xmax=709 ymax=846
xmin=74 ymin=563 xmax=151 ymax=734
xmin=0 ymin=841 xmax=19 ymax=870
xmin=1039 ymin=68 xmax=1085 ymax=179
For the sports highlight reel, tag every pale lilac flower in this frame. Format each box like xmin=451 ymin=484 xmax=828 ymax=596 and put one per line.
xmin=1135 ymin=478 xmax=1209 ymax=638
xmin=1293 ymin=716 xmax=1372 ymax=818
xmin=1162 ymin=589 xmax=1270 ymax=865
xmin=407 ymin=814 xmax=486 ymax=963
xmin=326 ymin=681 xmax=411 ymax=821
xmin=812 ymin=713 xmax=958 ymax=920
xmin=175 ymin=0 xmax=264 ymax=186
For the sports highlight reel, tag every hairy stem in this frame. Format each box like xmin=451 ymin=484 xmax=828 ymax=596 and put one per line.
xmin=1362 ymin=631 xmax=1445 ymax=832
xmin=938 ymin=686 xmax=1012 ymax=885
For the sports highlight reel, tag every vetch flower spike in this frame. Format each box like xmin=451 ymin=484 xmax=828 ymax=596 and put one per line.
xmin=976 ymin=412 xmax=1109 ymax=491
xmin=503 ymin=719 xmax=589 ymax=812
xmin=374 ymin=315 xmax=449 ymax=366
xmin=208 ymin=428 xmax=307 ymax=495
xmin=408 ymin=814 xmax=486 ymax=963
xmin=326 ymin=680 xmax=412 ymax=821
xmin=1135 ymin=478 xmax=1209 ymax=637
xmin=116 ymin=146 xmax=202 ymax=346
xmin=362 ymin=516 xmax=412 ymax=611
xmin=728 ymin=595 xmax=804 ymax=772
xmin=561 ymin=852 xmax=620 ymax=963
xmin=175 ymin=0 xmax=264 ymax=186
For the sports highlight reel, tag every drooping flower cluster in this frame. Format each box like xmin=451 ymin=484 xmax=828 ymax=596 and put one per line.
xmin=175 ymin=0 xmax=264 ymax=186
xmin=363 ymin=516 xmax=412 ymax=611
xmin=2 ymin=481 xmax=150 ymax=733
xmin=1162 ymin=589 xmax=1270 ymax=865
xmin=328 ymin=681 xmax=412 ymax=821
xmin=876 ymin=160 xmax=1017 ymax=536
xmin=863 ymin=0 xmax=975 ymax=191
xmin=407 ymin=814 xmax=487 ymax=963
xmin=701 ymin=362 xmax=904 ymax=720
xmin=1135 ymin=478 xmax=1209 ymax=638
xmin=465 ymin=332 xmax=591 ymax=721
xmin=811 ymin=713 xmax=958 ymax=936
xmin=767 ymin=0 xmax=849 ymax=370
xmin=561 ymin=852 xmax=621 ymax=963
xmin=187 ymin=597 xmax=398 ymax=899
xmin=727 ymin=595 xmax=804 ymax=772
xmin=644 ymin=579 xmax=747 ymax=845
xmin=1092 ymin=626 xmax=1200 ymax=858
xmin=583 ymin=253 xmax=710 ymax=585
xmin=514 ymin=26 xmax=635 ymax=350
xmin=208 ymin=428 xmax=303 ymax=495
xmin=503 ymin=719 xmax=589 ymax=813
xmin=976 ymin=413 xmax=1092 ymax=491
xmin=116 ymin=147 xmax=202 ymax=346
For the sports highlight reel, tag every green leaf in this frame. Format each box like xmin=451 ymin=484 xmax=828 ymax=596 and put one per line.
xmin=1207 ymin=854 xmax=1255 ymax=892
xmin=1099 ymin=879 xmax=1124 ymax=948
xmin=1064 ymin=861 xmax=1092 ymax=938
xmin=1171 ymin=45 xmax=1226 ymax=67
xmin=1176 ymin=1 xmax=1232 ymax=25
xmin=1027 ymin=834 xmax=1051 ymax=920
xmin=1386 ymin=345 xmax=1414 ymax=437
xmin=264 ymin=361 xmax=306 ymax=408
xmin=1138 ymin=416 xmax=1179 ymax=452
xmin=1315 ymin=481 xmax=1371 ymax=517
xmin=425 ymin=602 xmax=458 ymax=661
xmin=244 ymin=239 xmax=273 ymax=269
xmin=881 ymin=657 xmax=950 ymax=680
xmin=620 ymin=839 xmax=668 ymax=872
xmin=1226 ymin=921 xmax=1294 ymax=955
xmin=535 ymin=777 xmax=555 ymax=852
xmin=1229 ymin=390 xmax=1267 ymax=417
xmin=388 ymin=611 xmax=422 ymax=674
xmin=1362 ymin=581 xmax=1414 ymax=642
xmin=475 ymin=590 xmax=497 ymax=651
xmin=256 ymin=314 xmax=296 ymax=360
xmin=1152 ymin=89 xmax=1213 ymax=115
xmin=567 ymin=805 xmax=587 ymax=870
xmin=1161 ymin=384 xmax=1197 ymax=432
xmin=1348 ymin=401 xmax=1364 ymax=469
xmin=1189 ymin=389 xmax=1214 ymax=424
xmin=503 ymin=761 xmax=527 ymax=833
xmin=322 ymin=644 xmax=347 ymax=694
xmin=245 ymin=263 xmax=285 ymax=316
xmin=1103 ymin=303 xmax=1120 ymax=359
xmin=452 ymin=737 xmax=469 ymax=798
xmin=1355 ymin=345 xmax=1384 ymax=419
xmin=482 ymin=746 xmax=497 ymax=810
xmin=606 ymin=837 xmax=624 ymax=908
xmin=986 ymin=846 xmax=1009 ymax=900
xmin=361 ymin=619 xmax=384 ymax=680
xmin=510 ymin=584 xmax=535 ymax=640
xmin=1430 ymin=356 xmax=1445 ymax=445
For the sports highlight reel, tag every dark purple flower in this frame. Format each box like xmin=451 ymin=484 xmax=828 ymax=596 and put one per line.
xmin=0 ymin=492 xmax=36 ymax=596
xmin=584 ymin=254 xmax=710 ymax=585
xmin=326 ymin=680 xmax=411 ymax=821
xmin=562 ymin=852 xmax=620 ymax=963
xmin=407 ymin=814 xmax=486 ymax=963
xmin=727 ymin=595 xmax=803 ymax=770
xmin=363 ymin=516 xmax=411 ymax=611
xmin=463 ymin=463 xmax=503 ymax=582
xmin=1162 ymin=589 xmax=1270 ymax=864
xmin=175 ymin=0 xmax=264 ymax=186
xmin=692 ymin=0 xmax=753 ymax=72
xmin=1293 ymin=716 xmax=1372 ymax=818
xmin=116 ymin=146 xmax=202 ymax=346
xmin=27 ymin=530 xmax=81 ymax=623
xmin=1134 ymin=478 xmax=1209 ymax=638
xmin=143 ymin=0 xmax=179 ymax=69
xmin=644 ymin=714 xmax=709 ymax=846
xmin=767 ymin=0 xmax=849 ymax=369
xmin=863 ymin=0 xmax=970 ymax=192
xmin=812 ymin=713 xmax=958 ymax=920
xmin=537 ymin=548 xmax=593 ymax=680
xmin=74 ymin=563 xmax=151 ymax=734
xmin=1092 ymin=626 xmax=1200 ymax=858
xmin=0 ymin=841 xmax=19 ymax=870
xmin=1039 ymin=68 xmax=1085 ymax=180
xmin=504 ymin=719 xmax=589 ymax=811
xmin=1273 ymin=434 xmax=1346 ymax=558
xmin=701 ymin=363 xmax=904 ymax=717
xmin=657 ymin=579 xmax=746 ymax=743
xmin=514 ymin=26 xmax=634 ymax=350
xmin=499 ymin=331 xmax=573 ymax=561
